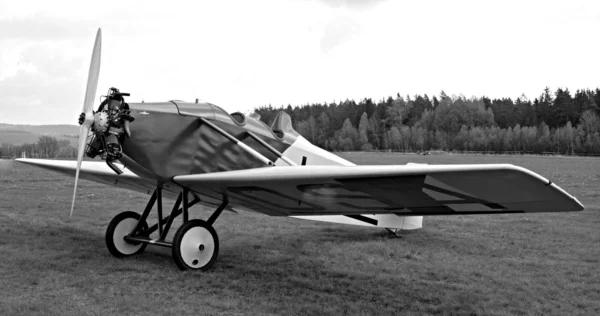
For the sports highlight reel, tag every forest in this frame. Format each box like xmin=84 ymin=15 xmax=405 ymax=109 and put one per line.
xmin=0 ymin=135 xmax=75 ymax=159
xmin=255 ymin=87 xmax=600 ymax=155
xmin=2 ymin=87 xmax=599 ymax=159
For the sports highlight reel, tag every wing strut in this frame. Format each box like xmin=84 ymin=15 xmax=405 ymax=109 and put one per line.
xmin=197 ymin=117 xmax=275 ymax=166
xmin=246 ymin=131 xmax=297 ymax=166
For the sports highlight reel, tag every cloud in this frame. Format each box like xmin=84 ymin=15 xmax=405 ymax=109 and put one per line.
xmin=317 ymin=0 xmax=388 ymax=9
xmin=0 ymin=15 xmax=95 ymax=39
xmin=19 ymin=44 xmax=84 ymax=78
xmin=320 ymin=15 xmax=360 ymax=53
xmin=0 ymin=78 xmax=84 ymax=124
xmin=0 ymin=51 xmax=85 ymax=125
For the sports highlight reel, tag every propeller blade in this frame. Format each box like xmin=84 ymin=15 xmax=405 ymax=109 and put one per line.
xmin=70 ymin=28 xmax=102 ymax=217
xmin=70 ymin=124 xmax=91 ymax=217
xmin=83 ymin=28 xmax=102 ymax=115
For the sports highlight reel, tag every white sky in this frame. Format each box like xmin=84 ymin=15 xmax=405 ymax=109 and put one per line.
xmin=0 ymin=0 xmax=599 ymax=125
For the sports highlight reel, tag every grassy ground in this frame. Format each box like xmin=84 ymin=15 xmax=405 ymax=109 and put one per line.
xmin=0 ymin=153 xmax=599 ymax=315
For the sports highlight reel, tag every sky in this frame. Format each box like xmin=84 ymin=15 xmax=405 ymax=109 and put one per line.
xmin=0 ymin=0 xmax=599 ymax=125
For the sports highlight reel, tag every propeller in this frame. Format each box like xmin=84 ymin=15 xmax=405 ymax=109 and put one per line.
xmin=70 ymin=28 xmax=102 ymax=217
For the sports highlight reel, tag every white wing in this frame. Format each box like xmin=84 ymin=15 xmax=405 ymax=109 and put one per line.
xmin=17 ymin=159 xmax=583 ymax=217
xmin=16 ymin=159 xmax=161 ymax=196
xmin=174 ymin=164 xmax=584 ymax=216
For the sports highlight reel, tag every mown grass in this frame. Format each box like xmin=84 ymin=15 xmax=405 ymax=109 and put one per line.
xmin=0 ymin=153 xmax=599 ymax=315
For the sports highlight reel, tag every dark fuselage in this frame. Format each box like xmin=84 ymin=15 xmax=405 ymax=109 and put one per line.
xmin=120 ymin=101 xmax=296 ymax=182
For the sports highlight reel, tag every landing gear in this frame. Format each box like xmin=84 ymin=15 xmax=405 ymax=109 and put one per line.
xmin=385 ymin=228 xmax=402 ymax=238
xmin=172 ymin=220 xmax=219 ymax=271
xmin=105 ymin=211 xmax=148 ymax=257
xmin=104 ymin=186 xmax=227 ymax=271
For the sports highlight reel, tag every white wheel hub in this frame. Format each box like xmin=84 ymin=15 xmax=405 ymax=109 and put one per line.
xmin=112 ymin=217 xmax=143 ymax=255
xmin=179 ymin=226 xmax=216 ymax=268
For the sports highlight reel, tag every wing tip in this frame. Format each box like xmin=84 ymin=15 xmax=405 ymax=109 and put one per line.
xmin=549 ymin=182 xmax=585 ymax=211
xmin=573 ymin=198 xmax=585 ymax=211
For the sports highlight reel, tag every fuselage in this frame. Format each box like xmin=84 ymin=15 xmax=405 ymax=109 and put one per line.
xmin=116 ymin=101 xmax=422 ymax=230
xmin=120 ymin=101 xmax=292 ymax=180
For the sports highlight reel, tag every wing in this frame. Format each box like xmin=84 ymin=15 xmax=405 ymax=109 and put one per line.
xmin=174 ymin=164 xmax=584 ymax=216
xmin=16 ymin=158 xmax=162 ymax=196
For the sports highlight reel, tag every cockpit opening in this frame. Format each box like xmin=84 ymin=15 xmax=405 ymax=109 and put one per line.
xmin=230 ymin=112 xmax=246 ymax=125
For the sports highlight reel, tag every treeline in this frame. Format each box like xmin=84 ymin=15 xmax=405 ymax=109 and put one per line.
xmin=3 ymin=87 xmax=599 ymax=158
xmin=0 ymin=136 xmax=76 ymax=158
xmin=255 ymin=87 xmax=600 ymax=155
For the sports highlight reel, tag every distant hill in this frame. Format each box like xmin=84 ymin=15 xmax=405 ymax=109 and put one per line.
xmin=0 ymin=123 xmax=79 ymax=146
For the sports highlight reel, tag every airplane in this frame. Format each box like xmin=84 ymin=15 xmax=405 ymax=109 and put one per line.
xmin=17 ymin=29 xmax=584 ymax=271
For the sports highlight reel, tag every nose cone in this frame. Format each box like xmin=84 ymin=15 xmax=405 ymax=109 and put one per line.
xmin=83 ymin=110 xmax=94 ymax=128
xmin=91 ymin=111 xmax=109 ymax=133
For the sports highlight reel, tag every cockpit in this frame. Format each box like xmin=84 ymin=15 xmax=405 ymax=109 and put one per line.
xmin=128 ymin=100 xmax=299 ymax=143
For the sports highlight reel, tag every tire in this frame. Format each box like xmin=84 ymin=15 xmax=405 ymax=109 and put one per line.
xmin=105 ymin=211 xmax=148 ymax=258
xmin=172 ymin=219 xmax=219 ymax=271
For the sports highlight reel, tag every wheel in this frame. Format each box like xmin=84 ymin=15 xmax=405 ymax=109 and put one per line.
xmin=105 ymin=211 xmax=148 ymax=258
xmin=172 ymin=219 xmax=219 ymax=271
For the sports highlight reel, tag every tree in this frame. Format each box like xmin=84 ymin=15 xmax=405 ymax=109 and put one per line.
xmin=406 ymin=95 xmax=429 ymax=125
xmin=553 ymin=88 xmax=575 ymax=127
xmin=400 ymin=126 xmax=411 ymax=151
xmin=316 ymin=112 xmax=330 ymax=149
xmin=37 ymin=136 xmax=59 ymax=158
xmin=537 ymin=87 xmax=555 ymax=127
xmin=573 ymin=89 xmax=597 ymax=121
xmin=432 ymin=96 xmax=440 ymax=109
xmin=469 ymin=127 xmax=487 ymax=151
xmin=367 ymin=112 xmax=382 ymax=149
xmin=594 ymin=88 xmax=600 ymax=114
xmin=521 ymin=126 xmax=537 ymax=152
xmin=455 ymin=125 xmax=470 ymax=150
xmin=433 ymin=99 xmax=468 ymax=135
xmin=503 ymin=127 xmax=513 ymax=151
xmin=357 ymin=112 xmax=372 ymax=150
xmin=385 ymin=96 xmax=407 ymax=128
xmin=412 ymin=126 xmax=426 ymax=151
xmin=388 ymin=127 xmax=401 ymax=151
xmin=515 ymin=94 xmax=536 ymax=126
xmin=564 ymin=121 xmax=574 ymax=154
xmin=435 ymin=130 xmax=449 ymax=150
xmin=487 ymin=126 xmax=503 ymax=152
xmin=337 ymin=118 xmax=358 ymax=151
xmin=579 ymin=110 xmax=600 ymax=136
xmin=537 ymin=122 xmax=551 ymax=152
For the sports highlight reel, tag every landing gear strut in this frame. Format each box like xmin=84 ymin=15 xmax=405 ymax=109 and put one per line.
xmin=104 ymin=186 xmax=227 ymax=271
xmin=385 ymin=228 xmax=403 ymax=238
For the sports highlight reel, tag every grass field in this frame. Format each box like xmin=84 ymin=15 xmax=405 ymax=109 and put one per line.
xmin=1 ymin=153 xmax=599 ymax=315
